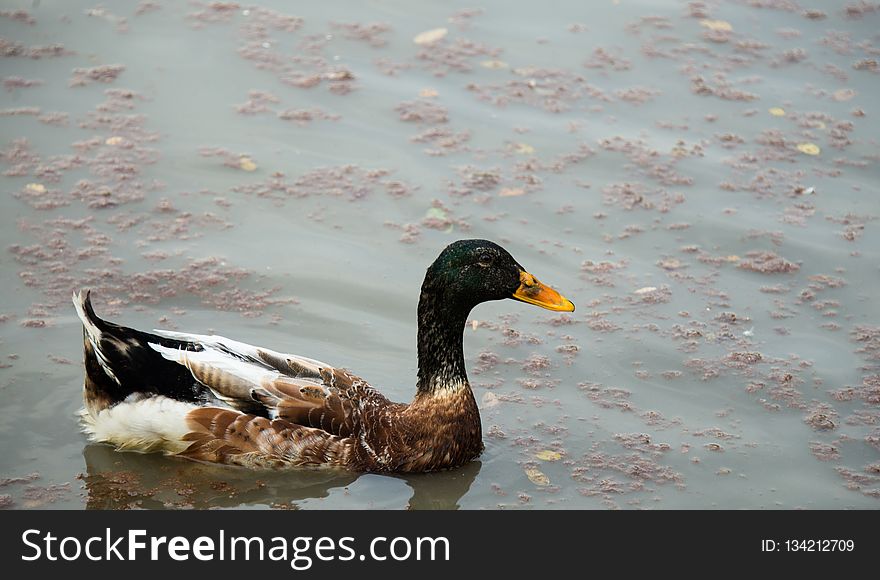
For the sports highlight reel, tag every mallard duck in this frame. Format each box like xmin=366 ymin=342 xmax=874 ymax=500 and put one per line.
xmin=73 ymin=239 xmax=574 ymax=472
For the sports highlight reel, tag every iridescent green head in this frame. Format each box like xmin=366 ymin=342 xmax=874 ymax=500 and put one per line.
xmin=423 ymin=239 xmax=574 ymax=312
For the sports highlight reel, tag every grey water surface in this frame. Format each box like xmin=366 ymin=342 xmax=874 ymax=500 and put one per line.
xmin=0 ymin=0 xmax=878 ymax=509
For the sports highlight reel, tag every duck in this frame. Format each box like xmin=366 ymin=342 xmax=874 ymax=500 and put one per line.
xmin=73 ymin=239 xmax=575 ymax=473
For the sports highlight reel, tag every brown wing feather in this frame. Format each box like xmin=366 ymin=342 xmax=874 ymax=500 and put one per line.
xmin=258 ymin=367 xmax=391 ymax=438
xmin=170 ymin=346 xmax=390 ymax=437
xmin=182 ymin=407 xmax=357 ymax=469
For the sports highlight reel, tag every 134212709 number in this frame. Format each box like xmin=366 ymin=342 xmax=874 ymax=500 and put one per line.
xmin=784 ymin=540 xmax=854 ymax=552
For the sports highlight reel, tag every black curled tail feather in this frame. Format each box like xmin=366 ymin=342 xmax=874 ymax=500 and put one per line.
xmin=73 ymin=290 xmax=205 ymax=415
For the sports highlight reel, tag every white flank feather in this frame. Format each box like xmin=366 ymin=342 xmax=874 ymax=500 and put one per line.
xmin=80 ymin=395 xmax=196 ymax=454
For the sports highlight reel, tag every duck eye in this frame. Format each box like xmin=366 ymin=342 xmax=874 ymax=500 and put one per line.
xmin=478 ymin=253 xmax=493 ymax=267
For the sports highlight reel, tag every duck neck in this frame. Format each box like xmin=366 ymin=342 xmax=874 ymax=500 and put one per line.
xmin=415 ymin=288 xmax=471 ymax=397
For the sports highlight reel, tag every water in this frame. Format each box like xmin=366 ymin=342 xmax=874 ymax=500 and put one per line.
xmin=1 ymin=0 xmax=878 ymax=509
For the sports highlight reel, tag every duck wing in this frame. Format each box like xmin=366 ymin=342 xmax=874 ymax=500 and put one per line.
xmin=148 ymin=330 xmax=390 ymax=437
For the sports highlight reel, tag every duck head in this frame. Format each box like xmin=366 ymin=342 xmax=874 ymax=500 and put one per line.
xmin=423 ymin=239 xmax=575 ymax=313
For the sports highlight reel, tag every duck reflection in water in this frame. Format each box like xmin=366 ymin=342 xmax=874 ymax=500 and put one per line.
xmin=80 ymin=444 xmax=481 ymax=510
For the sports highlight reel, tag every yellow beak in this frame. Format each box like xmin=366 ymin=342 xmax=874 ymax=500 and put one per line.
xmin=512 ymin=271 xmax=575 ymax=312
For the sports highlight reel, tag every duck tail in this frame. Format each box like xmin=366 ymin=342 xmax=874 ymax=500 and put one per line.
xmin=73 ymin=290 xmax=129 ymax=418
xmin=72 ymin=290 xmax=204 ymax=419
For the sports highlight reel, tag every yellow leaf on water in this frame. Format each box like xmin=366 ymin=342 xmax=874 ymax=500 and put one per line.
xmin=419 ymin=88 xmax=438 ymax=98
xmin=239 ymin=157 xmax=257 ymax=171
xmin=525 ymin=467 xmax=550 ymax=486
xmin=725 ymin=255 xmax=740 ymax=262
xmin=768 ymin=107 xmax=786 ymax=116
xmin=700 ymin=19 xmax=733 ymax=32
xmin=512 ymin=143 xmax=535 ymax=155
xmin=25 ymin=183 xmax=46 ymax=193
xmin=535 ymin=450 xmax=563 ymax=461
xmin=634 ymin=286 xmax=657 ymax=294
xmin=481 ymin=60 xmax=509 ymax=69
xmin=499 ymin=188 xmax=525 ymax=197
xmin=105 ymin=136 xmax=124 ymax=146
xmin=413 ymin=28 xmax=447 ymax=45
xmin=796 ymin=143 xmax=821 ymax=156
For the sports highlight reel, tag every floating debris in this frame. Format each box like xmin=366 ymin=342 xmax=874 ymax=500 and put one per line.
xmin=481 ymin=392 xmax=500 ymax=409
xmin=832 ymin=88 xmax=856 ymax=101
xmin=535 ymin=450 xmax=563 ymax=461
xmin=69 ymin=64 xmax=125 ymax=87
xmin=737 ymin=252 xmax=800 ymax=274
xmin=413 ymin=28 xmax=448 ymax=45
xmin=525 ymin=467 xmax=551 ymax=486
xmin=796 ymin=142 xmax=821 ymax=155
xmin=511 ymin=143 xmax=535 ymax=155
xmin=699 ymin=19 xmax=733 ymax=32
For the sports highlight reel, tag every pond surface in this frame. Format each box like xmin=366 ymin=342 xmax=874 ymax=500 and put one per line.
xmin=0 ymin=0 xmax=878 ymax=509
